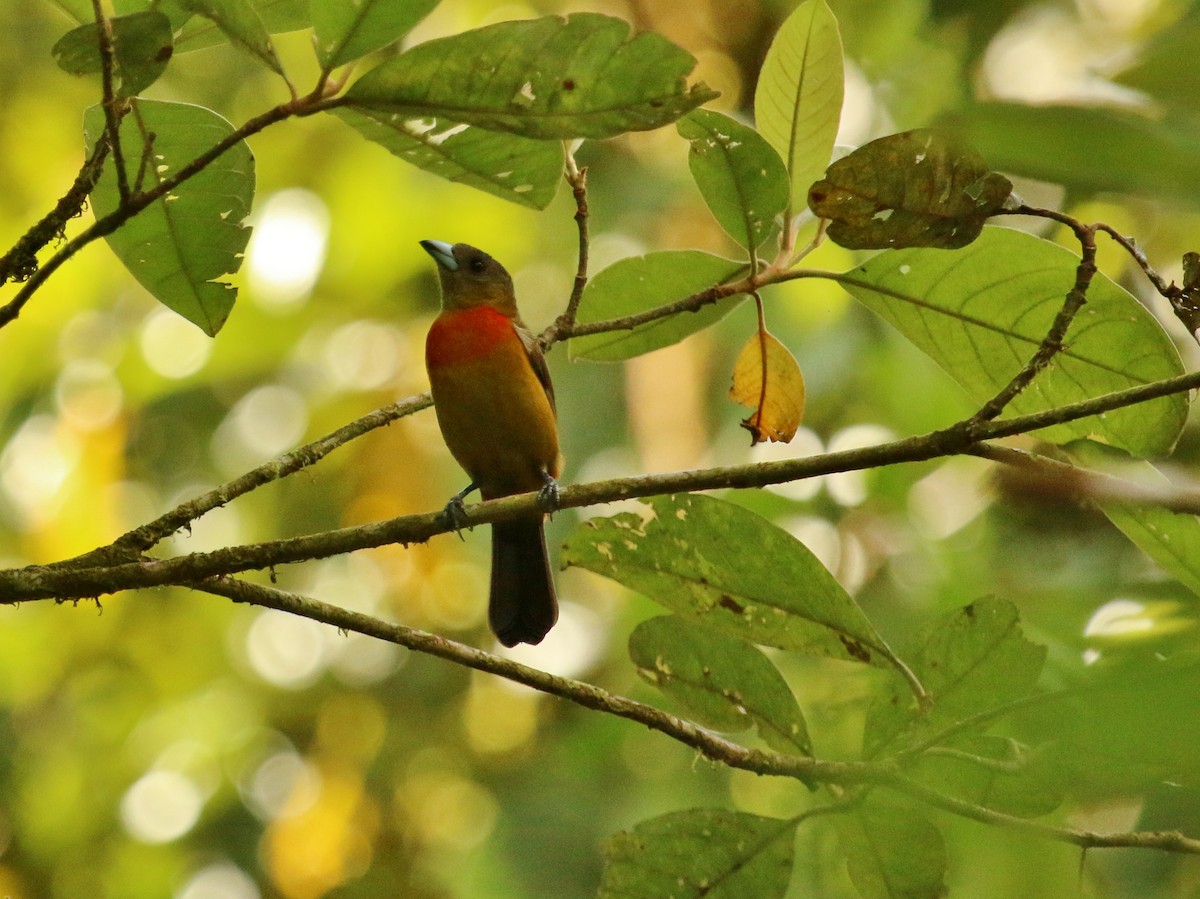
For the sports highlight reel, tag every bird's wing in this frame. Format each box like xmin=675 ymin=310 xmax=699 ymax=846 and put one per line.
xmin=515 ymin=322 xmax=556 ymax=416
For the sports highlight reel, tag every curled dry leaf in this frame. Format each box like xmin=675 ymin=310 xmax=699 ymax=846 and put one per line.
xmin=729 ymin=329 xmax=805 ymax=444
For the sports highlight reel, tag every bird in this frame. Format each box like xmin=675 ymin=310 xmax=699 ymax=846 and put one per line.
xmin=420 ymin=239 xmax=562 ymax=647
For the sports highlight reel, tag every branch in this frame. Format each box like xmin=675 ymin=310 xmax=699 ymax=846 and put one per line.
xmin=551 ymin=142 xmax=590 ymax=336
xmin=195 ymin=573 xmax=1200 ymax=856
xmin=969 ymin=206 xmax=1097 ymax=425
xmin=63 ymin=392 xmax=433 ymax=569
xmin=5 ymin=365 xmax=1200 ymax=603
xmin=91 ymin=0 xmax=129 ymax=203
xmin=0 ymin=92 xmax=345 ymax=329
xmin=0 ymin=138 xmax=109 ymax=286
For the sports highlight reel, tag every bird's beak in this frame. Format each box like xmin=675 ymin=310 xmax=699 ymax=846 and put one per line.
xmin=420 ymin=239 xmax=458 ymax=271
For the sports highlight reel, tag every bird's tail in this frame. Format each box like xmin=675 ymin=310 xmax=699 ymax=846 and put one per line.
xmin=490 ymin=517 xmax=558 ymax=647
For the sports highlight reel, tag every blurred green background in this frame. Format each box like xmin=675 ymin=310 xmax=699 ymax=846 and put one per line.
xmin=3 ymin=0 xmax=1200 ymax=896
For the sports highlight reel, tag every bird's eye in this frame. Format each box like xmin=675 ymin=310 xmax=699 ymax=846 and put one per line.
xmin=469 ymin=257 xmax=486 ymax=273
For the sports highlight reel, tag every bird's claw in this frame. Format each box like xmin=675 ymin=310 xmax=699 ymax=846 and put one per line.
xmin=536 ymin=473 xmax=561 ymax=515
xmin=443 ymin=495 xmax=470 ymax=540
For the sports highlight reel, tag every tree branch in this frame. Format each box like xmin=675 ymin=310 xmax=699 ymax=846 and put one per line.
xmin=194 ymin=573 xmax=1200 ymax=857
xmin=5 ymin=365 xmax=1200 ymax=603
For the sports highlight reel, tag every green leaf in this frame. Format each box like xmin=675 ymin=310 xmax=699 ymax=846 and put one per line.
xmin=313 ymin=0 xmax=438 ymax=69
xmin=866 ymin=597 xmax=1046 ymax=755
xmin=843 ymin=226 xmax=1188 ymax=458
xmin=599 ymin=809 xmax=797 ymax=899
xmin=1070 ymin=442 xmax=1200 ymax=600
xmin=52 ymin=12 xmax=174 ymax=96
xmin=906 ymin=735 xmax=1064 ymax=819
xmin=345 ymin=13 xmax=718 ymax=139
xmin=629 ymin=617 xmax=812 ymax=756
xmin=753 ymin=0 xmax=844 ymax=216
xmin=809 ymin=129 xmax=1013 ymax=250
xmin=174 ymin=0 xmax=309 ymax=53
xmin=84 ymin=100 xmax=254 ymax=336
xmin=948 ymin=103 xmax=1200 ymax=206
xmin=1016 ymin=655 xmax=1200 ymax=794
xmin=177 ymin=0 xmax=282 ymax=73
xmin=677 ymin=110 xmax=790 ymax=252
xmin=331 ymin=108 xmax=561 ymax=210
xmin=835 ymin=802 xmax=947 ymax=899
xmin=563 ymin=494 xmax=896 ymax=667
xmin=569 ymin=251 xmax=747 ymax=362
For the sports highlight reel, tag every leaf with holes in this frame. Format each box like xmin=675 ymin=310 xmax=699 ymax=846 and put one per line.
xmin=332 ymin=108 xmax=562 ymax=209
xmin=843 ymin=226 xmax=1187 ymax=458
xmin=52 ymin=11 xmax=173 ymax=96
xmin=84 ymin=100 xmax=254 ymax=336
xmin=346 ymin=13 xmax=717 ymax=139
xmin=753 ymin=0 xmax=843 ymax=214
xmin=569 ymin=251 xmax=747 ymax=361
xmin=313 ymin=0 xmax=438 ymax=69
xmin=599 ymin=809 xmax=797 ymax=899
xmin=563 ymin=493 xmax=898 ymax=668
xmin=809 ymin=129 xmax=1013 ymax=249
xmin=677 ymin=109 xmax=790 ymax=251
xmin=630 ymin=617 xmax=812 ymax=756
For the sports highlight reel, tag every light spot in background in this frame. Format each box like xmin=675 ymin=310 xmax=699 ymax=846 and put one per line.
xmin=981 ymin=5 xmax=1143 ymax=104
xmin=175 ymin=861 xmax=261 ymax=899
xmin=211 ymin=384 xmax=308 ymax=475
xmin=55 ymin=359 xmax=123 ymax=431
xmin=245 ymin=609 xmax=329 ymax=689
xmin=757 ymin=426 xmax=825 ymax=501
xmin=836 ymin=60 xmax=878 ymax=147
xmin=164 ymin=484 xmax=244 ymax=555
xmin=0 ymin=414 xmax=79 ymax=524
xmin=141 ymin=308 xmax=212 ymax=379
xmin=1077 ymin=0 xmax=1160 ymax=34
xmin=321 ymin=320 xmax=404 ymax=391
xmin=329 ymin=631 xmax=402 ymax=687
xmin=908 ymin=458 xmax=991 ymax=540
xmin=120 ymin=769 xmax=204 ymax=844
xmin=243 ymin=749 xmax=321 ymax=821
xmin=780 ymin=514 xmax=841 ymax=573
xmin=501 ymin=601 xmax=604 ymax=679
xmin=463 ymin=677 xmax=538 ymax=755
xmin=825 ymin=424 xmax=894 ymax=507
xmin=245 ymin=188 xmax=330 ymax=311
xmin=421 ymin=562 xmax=487 ymax=631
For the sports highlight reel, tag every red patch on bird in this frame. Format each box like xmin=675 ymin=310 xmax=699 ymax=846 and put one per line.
xmin=426 ymin=307 xmax=516 ymax=368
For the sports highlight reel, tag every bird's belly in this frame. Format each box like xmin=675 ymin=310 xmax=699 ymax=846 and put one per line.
xmin=429 ymin=348 xmax=560 ymax=497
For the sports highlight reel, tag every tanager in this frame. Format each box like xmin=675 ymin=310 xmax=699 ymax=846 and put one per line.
xmin=420 ymin=240 xmax=562 ymax=647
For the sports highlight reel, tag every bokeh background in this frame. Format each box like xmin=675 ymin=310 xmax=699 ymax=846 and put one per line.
xmin=2 ymin=0 xmax=1200 ymax=896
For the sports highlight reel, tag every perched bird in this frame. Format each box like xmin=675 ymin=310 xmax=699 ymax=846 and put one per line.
xmin=420 ymin=239 xmax=562 ymax=647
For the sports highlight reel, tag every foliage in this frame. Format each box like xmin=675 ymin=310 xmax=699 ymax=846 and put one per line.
xmin=2 ymin=0 xmax=1200 ymax=897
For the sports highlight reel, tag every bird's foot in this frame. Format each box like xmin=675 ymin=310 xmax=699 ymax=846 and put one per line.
xmin=442 ymin=482 xmax=477 ymax=540
xmin=536 ymin=471 xmax=561 ymax=515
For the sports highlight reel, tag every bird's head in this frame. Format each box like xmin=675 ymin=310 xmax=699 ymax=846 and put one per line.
xmin=420 ymin=240 xmax=518 ymax=315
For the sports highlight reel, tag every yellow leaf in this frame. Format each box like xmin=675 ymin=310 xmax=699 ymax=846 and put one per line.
xmin=729 ymin=329 xmax=805 ymax=444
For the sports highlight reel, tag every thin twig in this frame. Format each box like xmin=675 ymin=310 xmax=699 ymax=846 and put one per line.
xmin=546 ymin=144 xmax=590 ymax=342
xmin=969 ymin=206 xmax=1098 ymax=426
xmin=63 ymin=392 xmax=434 ymax=569
xmin=195 ymin=574 xmax=1200 ymax=856
xmin=90 ymin=0 xmax=129 ymax=203
xmin=0 ymin=139 xmax=109 ymax=286
xmin=0 ymin=93 xmax=346 ymax=329
xmin=6 ymin=365 xmax=1200 ymax=603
